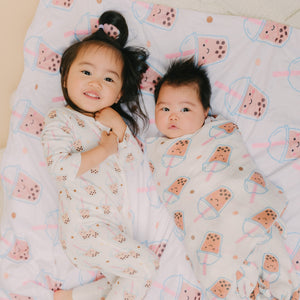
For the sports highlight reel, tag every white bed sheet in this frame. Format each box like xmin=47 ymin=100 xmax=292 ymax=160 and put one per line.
xmin=0 ymin=0 xmax=299 ymax=298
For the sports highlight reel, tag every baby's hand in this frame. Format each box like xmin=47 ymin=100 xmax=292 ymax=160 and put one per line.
xmin=100 ymin=130 xmax=118 ymax=155
xmin=95 ymin=107 xmax=126 ymax=141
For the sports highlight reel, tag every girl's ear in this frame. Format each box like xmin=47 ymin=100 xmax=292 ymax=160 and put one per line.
xmin=115 ymin=91 xmax=122 ymax=103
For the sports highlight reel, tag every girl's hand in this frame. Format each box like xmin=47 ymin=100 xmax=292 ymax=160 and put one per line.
xmin=100 ymin=130 xmax=118 ymax=155
xmin=77 ymin=130 xmax=118 ymax=176
xmin=95 ymin=107 xmax=126 ymax=141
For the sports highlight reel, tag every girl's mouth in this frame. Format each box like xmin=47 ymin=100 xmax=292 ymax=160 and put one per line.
xmin=84 ymin=92 xmax=100 ymax=99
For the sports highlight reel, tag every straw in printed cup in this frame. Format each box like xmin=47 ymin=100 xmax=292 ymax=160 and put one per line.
xmin=244 ymin=171 xmax=268 ymax=203
xmin=215 ymin=77 xmax=269 ymax=121
xmin=1 ymin=165 xmax=42 ymax=204
xmin=132 ymin=2 xmax=177 ymax=30
xmin=11 ymin=99 xmax=44 ymax=139
xmin=208 ymin=278 xmax=232 ymax=299
xmin=43 ymin=0 xmax=74 ymax=10
xmin=166 ymin=34 xmax=229 ymax=67
xmin=158 ymin=274 xmax=202 ymax=299
xmin=252 ymin=126 xmax=300 ymax=163
xmin=162 ymin=177 xmax=189 ymax=206
xmin=197 ymin=232 xmax=222 ymax=276
xmin=236 ymin=208 xmax=277 ymax=244
xmin=64 ymin=13 xmax=99 ymax=41
xmin=194 ymin=186 xmax=233 ymax=222
xmin=202 ymin=121 xmax=239 ymax=146
xmin=162 ymin=139 xmax=190 ymax=176
xmin=24 ymin=36 xmax=61 ymax=75
xmin=202 ymin=145 xmax=231 ymax=182
xmin=244 ymin=19 xmax=291 ymax=47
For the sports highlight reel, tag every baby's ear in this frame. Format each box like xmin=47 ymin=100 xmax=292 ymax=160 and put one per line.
xmin=205 ymin=108 xmax=210 ymax=117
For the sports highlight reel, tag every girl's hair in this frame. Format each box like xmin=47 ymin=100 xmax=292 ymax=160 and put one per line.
xmin=154 ymin=57 xmax=211 ymax=111
xmin=60 ymin=10 xmax=149 ymax=135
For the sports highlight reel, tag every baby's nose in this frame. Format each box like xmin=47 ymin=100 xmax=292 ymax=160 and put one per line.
xmin=169 ymin=113 xmax=178 ymax=120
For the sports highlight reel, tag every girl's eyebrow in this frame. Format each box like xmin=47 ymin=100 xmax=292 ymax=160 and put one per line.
xmin=78 ymin=62 xmax=121 ymax=78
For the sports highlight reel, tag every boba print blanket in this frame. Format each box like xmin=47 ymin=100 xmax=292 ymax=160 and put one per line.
xmin=146 ymin=115 xmax=299 ymax=298
xmin=0 ymin=0 xmax=300 ymax=299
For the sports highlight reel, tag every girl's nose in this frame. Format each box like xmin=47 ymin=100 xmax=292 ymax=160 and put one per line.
xmin=89 ymin=80 xmax=102 ymax=89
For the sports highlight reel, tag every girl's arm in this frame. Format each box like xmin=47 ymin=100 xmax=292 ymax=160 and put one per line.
xmin=95 ymin=107 xmax=127 ymax=142
xmin=42 ymin=109 xmax=119 ymax=180
xmin=77 ymin=130 xmax=118 ymax=176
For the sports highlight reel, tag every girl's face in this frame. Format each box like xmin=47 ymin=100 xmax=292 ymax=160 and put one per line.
xmin=155 ymin=83 xmax=209 ymax=139
xmin=66 ymin=45 xmax=123 ymax=115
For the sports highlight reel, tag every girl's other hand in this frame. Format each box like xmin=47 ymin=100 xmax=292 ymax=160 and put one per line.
xmin=95 ymin=107 xmax=126 ymax=141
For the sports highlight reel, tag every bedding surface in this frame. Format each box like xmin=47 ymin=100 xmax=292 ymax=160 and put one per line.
xmin=0 ymin=0 xmax=299 ymax=299
xmin=142 ymin=0 xmax=300 ymax=29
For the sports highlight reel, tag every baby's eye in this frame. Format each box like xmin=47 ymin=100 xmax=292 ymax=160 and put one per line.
xmin=181 ymin=107 xmax=190 ymax=112
xmin=105 ymin=77 xmax=114 ymax=82
xmin=162 ymin=107 xmax=169 ymax=111
xmin=81 ymin=70 xmax=91 ymax=76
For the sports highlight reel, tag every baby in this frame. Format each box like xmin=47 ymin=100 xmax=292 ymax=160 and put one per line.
xmin=146 ymin=58 xmax=299 ymax=299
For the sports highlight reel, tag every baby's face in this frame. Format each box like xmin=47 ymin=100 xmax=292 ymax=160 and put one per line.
xmin=155 ymin=83 xmax=208 ymax=138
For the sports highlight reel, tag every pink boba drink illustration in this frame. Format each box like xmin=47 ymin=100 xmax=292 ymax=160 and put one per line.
xmin=24 ymin=36 xmax=61 ymax=74
xmin=141 ymin=64 xmax=163 ymax=95
xmin=43 ymin=0 xmax=74 ymax=9
xmin=8 ymin=238 xmax=30 ymax=262
xmin=12 ymin=99 xmax=44 ymax=139
xmin=203 ymin=122 xmax=238 ymax=146
xmin=208 ymin=278 xmax=232 ymax=299
xmin=292 ymin=245 xmax=300 ymax=272
xmin=291 ymin=289 xmax=300 ymax=300
xmin=160 ymin=274 xmax=202 ymax=299
xmin=244 ymin=171 xmax=268 ymax=203
xmin=273 ymin=57 xmax=300 ymax=92
xmin=195 ymin=186 xmax=233 ymax=221
xmin=262 ymin=253 xmax=280 ymax=282
xmin=148 ymin=241 xmax=167 ymax=258
xmin=237 ymin=208 xmax=278 ymax=243
xmin=0 ymin=229 xmax=15 ymax=258
xmin=197 ymin=232 xmax=222 ymax=275
xmin=215 ymin=77 xmax=269 ymax=121
xmin=174 ymin=211 xmax=185 ymax=241
xmin=32 ymin=210 xmax=59 ymax=245
xmin=166 ymin=34 xmax=229 ymax=66
xmin=244 ymin=19 xmax=291 ymax=47
xmin=46 ymin=274 xmax=63 ymax=291
xmin=162 ymin=139 xmax=191 ymax=175
xmin=66 ymin=13 xmax=99 ymax=41
xmin=1 ymin=165 xmax=42 ymax=204
xmin=216 ymin=77 xmax=268 ymax=121
xmin=265 ymin=126 xmax=300 ymax=163
xmin=163 ymin=177 xmax=189 ymax=205
xmin=132 ymin=1 xmax=177 ymax=30
xmin=203 ymin=145 xmax=231 ymax=173
xmin=288 ymin=57 xmax=300 ymax=92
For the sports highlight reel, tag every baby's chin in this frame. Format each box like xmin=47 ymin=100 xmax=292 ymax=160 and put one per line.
xmin=164 ymin=129 xmax=199 ymax=139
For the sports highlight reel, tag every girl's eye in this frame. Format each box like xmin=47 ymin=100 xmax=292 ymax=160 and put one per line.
xmin=181 ymin=107 xmax=190 ymax=112
xmin=162 ymin=107 xmax=169 ymax=111
xmin=105 ymin=77 xmax=113 ymax=82
xmin=81 ymin=70 xmax=91 ymax=76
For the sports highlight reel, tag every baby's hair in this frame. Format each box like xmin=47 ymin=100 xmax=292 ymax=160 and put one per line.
xmin=60 ymin=10 xmax=149 ymax=136
xmin=154 ymin=57 xmax=211 ymax=111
